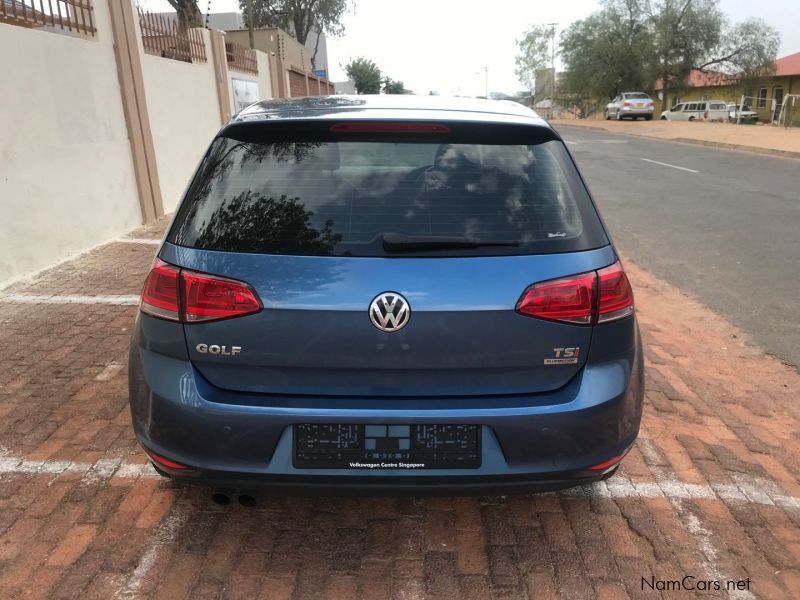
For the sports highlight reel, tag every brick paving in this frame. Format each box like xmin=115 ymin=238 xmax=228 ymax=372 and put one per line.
xmin=0 ymin=219 xmax=799 ymax=599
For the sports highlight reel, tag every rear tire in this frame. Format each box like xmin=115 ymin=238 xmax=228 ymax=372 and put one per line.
xmin=645 ymin=115 xmax=653 ymax=121
xmin=660 ymin=115 xmax=667 ymax=120
xmin=616 ymin=112 xmax=623 ymax=121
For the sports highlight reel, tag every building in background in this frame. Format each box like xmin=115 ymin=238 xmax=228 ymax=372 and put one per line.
xmin=305 ymin=29 xmax=328 ymax=78
xmin=225 ymin=27 xmax=334 ymax=98
xmin=160 ymin=11 xmax=330 ymax=79
xmin=154 ymin=11 xmax=334 ymax=100
xmin=655 ymin=52 xmax=800 ymax=123
xmin=334 ymin=80 xmax=356 ymax=95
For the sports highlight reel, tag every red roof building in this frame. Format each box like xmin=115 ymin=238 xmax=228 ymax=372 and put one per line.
xmin=775 ymin=51 xmax=800 ymax=77
xmin=655 ymin=52 xmax=800 ymax=123
xmin=656 ymin=52 xmax=800 ymax=90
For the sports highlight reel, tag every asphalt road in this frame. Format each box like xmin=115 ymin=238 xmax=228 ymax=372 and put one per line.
xmin=555 ymin=124 xmax=800 ymax=368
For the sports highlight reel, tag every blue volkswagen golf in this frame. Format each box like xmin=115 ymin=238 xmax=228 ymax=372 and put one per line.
xmin=128 ymin=95 xmax=643 ymax=494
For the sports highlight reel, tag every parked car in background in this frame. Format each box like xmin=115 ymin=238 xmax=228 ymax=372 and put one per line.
xmin=605 ymin=92 xmax=655 ymax=120
xmin=129 ymin=95 xmax=644 ymax=494
xmin=660 ymin=100 xmax=728 ymax=122
xmin=727 ymin=103 xmax=759 ymax=123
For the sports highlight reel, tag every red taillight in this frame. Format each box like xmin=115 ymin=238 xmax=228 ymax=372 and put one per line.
xmin=330 ymin=122 xmax=450 ymax=134
xmin=516 ymin=272 xmax=596 ymax=325
xmin=597 ymin=261 xmax=634 ymax=323
xmin=588 ymin=454 xmax=625 ymax=471
xmin=182 ymin=270 xmax=261 ymax=322
xmin=139 ymin=260 xmax=261 ymax=323
xmin=704 ymin=110 xmax=709 ymax=119
xmin=144 ymin=448 xmax=190 ymax=470
xmin=623 ymin=101 xmax=631 ymax=107
xmin=140 ymin=259 xmax=180 ymax=321
xmin=516 ymin=261 xmax=634 ymax=325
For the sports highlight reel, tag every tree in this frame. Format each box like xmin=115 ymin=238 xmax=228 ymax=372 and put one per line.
xmin=559 ymin=0 xmax=653 ymax=100
xmin=383 ymin=78 xmax=409 ymax=95
xmin=241 ymin=0 xmax=349 ymax=67
xmin=552 ymin=0 xmax=779 ymax=112
xmin=650 ymin=0 xmax=724 ymax=110
xmin=650 ymin=0 xmax=779 ymax=109
xmin=345 ymin=58 xmax=382 ymax=94
xmin=166 ymin=0 xmax=203 ymax=29
xmin=515 ymin=24 xmax=556 ymax=95
xmin=196 ymin=192 xmax=342 ymax=255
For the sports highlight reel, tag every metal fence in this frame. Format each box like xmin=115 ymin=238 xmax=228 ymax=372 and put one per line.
xmin=226 ymin=41 xmax=258 ymax=75
xmin=0 ymin=0 xmax=95 ymax=36
xmin=137 ymin=9 xmax=206 ymax=64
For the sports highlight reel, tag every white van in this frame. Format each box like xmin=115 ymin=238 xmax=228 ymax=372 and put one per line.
xmin=660 ymin=100 xmax=729 ymax=122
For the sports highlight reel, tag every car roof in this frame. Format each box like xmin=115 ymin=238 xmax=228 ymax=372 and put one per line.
xmin=230 ymin=95 xmax=551 ymax=129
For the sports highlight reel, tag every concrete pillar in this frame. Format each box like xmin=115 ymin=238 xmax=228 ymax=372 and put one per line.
xmin=107 ymin=0 xmax=164 ymax=222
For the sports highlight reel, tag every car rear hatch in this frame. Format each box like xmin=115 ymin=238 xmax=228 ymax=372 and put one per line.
xmin=159 ymin=118 xmax=616 ymax=398
xmin=624 ymin=95 xmax=651 ymax=110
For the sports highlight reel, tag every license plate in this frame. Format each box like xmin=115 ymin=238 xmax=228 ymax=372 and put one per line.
xmin=636 ymin=103 xmax=644 ymax=108
xmin=293 ymin=424 xmax=481 ymax=469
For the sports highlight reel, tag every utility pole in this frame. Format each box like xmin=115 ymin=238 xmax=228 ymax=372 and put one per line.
xmin=246 ymin=0 xmax=255 ymax=49
xmin=475 ymin=66 xmax=489 ymax=98
xmin=547 ymin=22 xmax=557 ymax=109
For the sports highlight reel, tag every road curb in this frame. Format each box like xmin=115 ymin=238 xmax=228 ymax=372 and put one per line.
xmin=670 ymin=137 xmax=800 ymax=160
xmin=553 ymin=122 xmax=800 ymax=160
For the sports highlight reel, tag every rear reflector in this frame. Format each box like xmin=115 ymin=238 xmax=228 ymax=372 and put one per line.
xmin=330 ymin=122 xmax=450 ymax=134
xmin=516 ymin=261 xmax=634 ymax=325
xmin=144 ymin=448 xmax=190 ymax=470
xmin=588 ymin=453 xmax=625 ymax=471
xmin=182 ymin=270 xmax=262 ymax=322
xmin=140 ymin=259 xmax=180 ymax=321
xmin=139 ymin=260 xmax=261 ymax=323
xmin=597 ymin=262 xmax=634 ymax=323
xmin=516 ymin=272 xmax=596 ymax=325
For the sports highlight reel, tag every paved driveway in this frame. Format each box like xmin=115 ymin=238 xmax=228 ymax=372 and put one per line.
xmin=0 ymin=220 xmax=799 ymax=599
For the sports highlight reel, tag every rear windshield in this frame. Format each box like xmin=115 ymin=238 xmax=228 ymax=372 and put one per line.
xmin=169 ymin=123 xmax=608 ymax=257
xmin=625 ymin=93 xmax=649 ymax=99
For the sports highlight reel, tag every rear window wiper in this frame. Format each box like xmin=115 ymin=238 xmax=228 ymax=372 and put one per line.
xmin=382 ymin=233 xmax=520 ymax=251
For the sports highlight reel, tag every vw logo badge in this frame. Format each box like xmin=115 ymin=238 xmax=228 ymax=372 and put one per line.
xmin=369 ymin=292 xmax=410 ymax=332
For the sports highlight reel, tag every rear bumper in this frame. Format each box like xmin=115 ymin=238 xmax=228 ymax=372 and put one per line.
xmin=129 ymin=317 xmax=644 ymax=494
xmin=145 ymin=466 xmax=619 ymax=496
xmin=620 ymin=107 xmax=654 ymax=115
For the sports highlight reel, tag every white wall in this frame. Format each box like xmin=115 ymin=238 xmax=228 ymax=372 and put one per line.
xmin=0 ymin=4 xmax=278 ymax=287
xmin=0 ymin=3 xmax=142 ymax=285
xmin=139 ymin=29 xmax=223 ymax=213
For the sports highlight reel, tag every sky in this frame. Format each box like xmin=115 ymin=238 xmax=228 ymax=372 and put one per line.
xmin=140 ymin=0 xmax=800 ymax=96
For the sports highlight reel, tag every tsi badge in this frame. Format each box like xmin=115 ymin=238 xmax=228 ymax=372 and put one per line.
xmin=544 ymin=347 xmax=580 ymax=365
xmin=196 ymin=343 xmax=241 ymax=356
